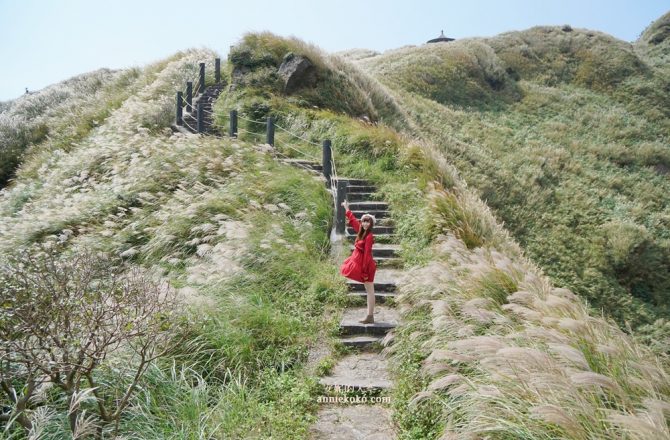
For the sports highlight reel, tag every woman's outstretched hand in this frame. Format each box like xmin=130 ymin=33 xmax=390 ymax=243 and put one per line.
xmin=341 ymin=200 xmax=349 ymax=212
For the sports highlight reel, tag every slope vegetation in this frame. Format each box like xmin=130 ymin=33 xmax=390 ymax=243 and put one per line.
xmin=213 ymin=31 xmax=670 ymax=439
xmin=0 ymin=49 xmax=340 ymax=439
xmin=355 ymin=16 xmax=670 ymax=337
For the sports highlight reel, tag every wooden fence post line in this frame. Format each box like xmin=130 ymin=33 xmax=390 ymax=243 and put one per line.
xmin=186 ymin=82 xmax=193 ymax=113
xmin=230 ymin=110 xmax=238 ymax=137
xmin=322 ymin=139 xmax=332 ymax=188
xmin=266 ymin=116 xmax=275 ymax=146
xmin=215 ymin=58 xmax=221 ymax=83
xmin=197 ymin=102 xmax=204 ymax=133
xmin=176 ymin=92 xmax=183 ymax=126
xmin=336 ymin=180 xmax=348 ymax=234
xmin=198 ymin=63 xmax=205 ymax=95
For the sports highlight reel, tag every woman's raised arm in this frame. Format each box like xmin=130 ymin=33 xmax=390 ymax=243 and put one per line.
xmin=345 ymin=209 xmax=360 ymax=233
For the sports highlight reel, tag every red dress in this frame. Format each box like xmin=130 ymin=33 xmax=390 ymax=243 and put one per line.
xmin=340 ymin=210 xmax=376 ymax=283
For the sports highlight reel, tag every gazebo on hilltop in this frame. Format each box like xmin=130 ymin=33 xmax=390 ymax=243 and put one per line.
xmin=427 ymin=30 xmax=455 ymax=43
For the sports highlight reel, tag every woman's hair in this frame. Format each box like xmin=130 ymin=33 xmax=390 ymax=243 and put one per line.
xmin=356 ymin=214 xmax=374 ymax=241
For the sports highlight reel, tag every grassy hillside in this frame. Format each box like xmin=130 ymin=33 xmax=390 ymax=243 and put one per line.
xmin=354 ymin=14 xmax=670 ymax=338
xmin=0 ymin=68 xmax=135 ymax=187
xmin=637 ymin=11 xmax=670 ymax=67
xmin=0 ymin=48 xmax=345 ymax=439
xmin=1 ymin=18 xmax=668 ymax=439
xmin=213 ymin=31 xmax=669 ymax=439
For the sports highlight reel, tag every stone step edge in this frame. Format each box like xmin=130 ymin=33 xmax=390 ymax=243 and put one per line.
xmin=336 ymin=335 xmax=384 ymax=347
xmin=347 ymin=282 xmax=396 ymax=291
xmin=339 ymin=323 xmax=396 ymax=336
xmin=346 ymin=293 xmax=396 ymax=304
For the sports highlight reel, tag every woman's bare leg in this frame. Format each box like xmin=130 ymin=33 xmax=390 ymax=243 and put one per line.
xmin=363 ymin=281 xmax=375 ymax=316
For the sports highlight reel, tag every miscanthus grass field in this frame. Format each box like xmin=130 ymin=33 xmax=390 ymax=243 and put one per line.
xmin=1 ymin=11 xmax=669 ymax=440
xmin=350 ymin=15 xmax=670 ymax=342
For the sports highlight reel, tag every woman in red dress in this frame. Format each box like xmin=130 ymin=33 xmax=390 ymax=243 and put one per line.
xmin=339 ymin=200 xmax=377 ymax=324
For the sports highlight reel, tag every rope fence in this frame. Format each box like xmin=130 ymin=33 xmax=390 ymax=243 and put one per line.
xmin=236 ymin=114 xmax=266 ymax=124
xmin=273 ymin=138 xmax=319 ymax=163
xmin=273 ymin=123 xmax=322 ymax=148
xmin=174 ymin=57 xmax=350 ymax=234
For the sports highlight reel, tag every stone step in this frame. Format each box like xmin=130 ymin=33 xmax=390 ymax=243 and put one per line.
xmin=318 ymin=352 xmax=392 ymax=391
xmin=347 ymin=226 xmax=394 ymax=235
xmin=345 ymin=267 xmax=401 ymax=312
xmin=347 ymin=280 xmax=395 ymax=292
xmin=375 ymin=257 xmax=403 ymax=268
xmin=339 ymin=306 xmax=398 ymax=336
xmin=345 ymin=227 xmax=395 ymax=237
xmin=336 ymin=334 xmax=384 ymax=349
xmin=292 ymin=165 xmax=323 ymax=172
xmin=196 ymin=84 xmax=224 ymax=92
xmin=347 ymin=185 xmax=377 ymax=193
xmin=347 ymin=291 xmax=397 ymax=304
xmin=310 ymin=405 xmax=395 ymax=439
xmin=349 ymin=243 xmax=400 ymax=258
xmin=338 ymin=178 xmax=370 ymax=186
xmin=183 ymin=113 xmax=213 ymax=120
xmin=354 ymin=268 xmax=402 ymax=283
xmin=187 ymin=108 xmax=213 ymax=114
xmin=280 ymin=159 xmax=323 ymax=171
xmin=347 ymin=192 xmax=380 ymax=202
xmin=348 ymin=201 xmax=388 ymax=211
xmin=351 ymin=210 xmax=390 ymax=219
xmin=346 ymin=233 xmax=395 ymax=244
xmin=183 ymin=120 xmax=213 ymax=127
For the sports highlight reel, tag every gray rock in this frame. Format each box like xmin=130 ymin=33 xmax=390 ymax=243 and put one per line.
xmin=309 ymin=405 xmax=396 ymax=439
xmin=318 ymin=352 xmax=392 ymax=391
xmin=277 ymin=52 xmax=316 ymax=94
xmin=229 ymin=65 xmax=251 ymax=91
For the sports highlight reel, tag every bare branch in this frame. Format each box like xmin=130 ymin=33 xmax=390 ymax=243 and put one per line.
xmin=0 ymin=242 xmax=182 ymax=436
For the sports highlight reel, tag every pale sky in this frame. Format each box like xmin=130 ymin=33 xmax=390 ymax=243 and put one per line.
xmin=0 ymin=0 xmax=667 ymax=101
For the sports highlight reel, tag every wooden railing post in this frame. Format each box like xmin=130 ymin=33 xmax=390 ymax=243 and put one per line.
xmin=197 ymin=102 xmax=204 ymax=133
xmin=230 ymin=110 xmax=238 ymax=137
xmin=215 ymin=58 xmax=221 ymax=83
xmin=176 ymin=92 xmax=183 ymax=126
xmin=186 ymin=82 xmax=193 ymax=113
xmin=322 ymin=139 xmax=332 ymax=188
xmin=266 ymin=116 xmax=274 ymax=146
xmin=198 ymin=63 xmax=205 ymax=95
xmin=336 ymin=180 xmax=348 ymax=234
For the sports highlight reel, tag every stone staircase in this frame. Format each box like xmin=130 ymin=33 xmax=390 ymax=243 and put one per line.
xmin=182 ymin=83 xmax=225 ymax=134
xmin=338 ymin=179 xmax=401 ymax=348
xmin=280 ymin=163 xmax=401 ymax=438
xmin=178 ymin=84 xmax=402 ymax=428
xmin=173 ymin=67 xmax=402 ymax=437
